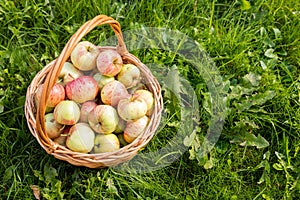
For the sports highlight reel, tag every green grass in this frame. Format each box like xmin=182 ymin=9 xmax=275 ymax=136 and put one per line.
xmin=1 ymin=0 xmax=300 ymax=199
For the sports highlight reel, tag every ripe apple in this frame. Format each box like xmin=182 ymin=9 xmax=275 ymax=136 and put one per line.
xmin=93 ymin=134 xmax=120 ymax=153
xmin=124 ymin=116 xmax=149 ymax=143
xmin=45 ymin=113 xmax=64 ymax=139
xmin=35 ymin=83 xmax=65 ymax=112
xmin=66 ymin=123 xmax=95 ymax=153
xmin=117 ymin=64 xmax=141 ymax=88
xmin=47 ymin=84 xmax=66 ymax=108
xmin=88 ymin=105 xmax=119 ymax=134
xmin=70 ymin=41 xmax=100 ymax=71
xmin=54 ymin=100 xmax=80 ymax=125
xmin=134 ymin=89 xmax=154 ymax=113
xmin=93 ymin=73 xmax=115 ymax=90
xmin=58 ymin=62 xmax=83 ymax=85
xmin=79 ymin=101 xmax=97 ymax=123
xmin=117 ymin=94 xmax=148 ymax=121
xmin=96 ymin=49 xmax=123 ymax=76
xmin=66 ymin=76 xmax=99 ymax=104
xmin=100 ymin=80 xmax=129 ymax=107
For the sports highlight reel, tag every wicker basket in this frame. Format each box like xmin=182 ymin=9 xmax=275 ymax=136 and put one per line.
xmin=24 ymin=15 xmax=163 ymax=168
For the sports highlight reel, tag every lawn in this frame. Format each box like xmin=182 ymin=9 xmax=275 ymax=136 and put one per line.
xmin=0 ymin=0 xmax=300 ymax=199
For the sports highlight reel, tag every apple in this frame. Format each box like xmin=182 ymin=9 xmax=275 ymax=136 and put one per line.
xmin=96 ymin=49 xmax=123 ymax=76
xmin=114 ymin=117 xmax=126 ymax=134
xmin=117 ymin=64 xmax=141 ymax=88
xmin=53 ymin=126 xmax=71 ymax=146
xmin=47 ymin=84 xmax=66 ymax=108
xmin=117 ymin=94 xmax=148 ymax=121
xmin=53 ymin=134 xmax=68 ymax=146
xmin=70 ymin=41 xmax=100 ymax=71
xmin=58 ymin=62 xmax=83 ymax=85
xmin=62 ymin=125 xmax=72 ymax=135
xmin=117 ymin=134 xmax=128 ymax=147
xmin=100 ymin=80 xmax=129 ymax=107
xmin=124 ymin=116 xmax=149 ymax=143
xmin=66 ymin=76 xmax=99 ymax=104
xmin=128 ymin=83 xmax=147 ymax=94
xmin=93 ymin=134 xmax=120 ymax=153
xmin=44 ymin=113 xmax=64 ymax=139
xmin=85 ymin=67 xmax=100 ymax=77
xmin=35 ymin=83 xmax=65 ymax=112
xmin=93 ymin=73 xmax=115 ymax=90
xmin=54 ymin=100 xmax=80 ymax=125
xmin=66 ymin=123 xmax=95 ymax=153
xmin=88 ymin=105 xmax=119 ymax=134
xmin=79 ymin=101 xmax=97 ymax=123
xmin=134 ymin=89 xmax=154 ymax=112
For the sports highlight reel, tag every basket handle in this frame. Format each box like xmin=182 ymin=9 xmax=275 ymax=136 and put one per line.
xmin=36 ymin=15 xmax=128 ymax=150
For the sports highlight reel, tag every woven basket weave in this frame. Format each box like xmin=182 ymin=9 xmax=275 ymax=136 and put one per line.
xmin=24 ymin=15 xmax=163 ymax=168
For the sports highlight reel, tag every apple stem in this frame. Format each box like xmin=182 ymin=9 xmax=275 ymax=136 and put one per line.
xmin=86 ymin=46 xmax=92 ymax=52
xmin=130 ymin=94 xmax=139 ymax=102
xmin=68 ymin=73 xmax=75 ymax=80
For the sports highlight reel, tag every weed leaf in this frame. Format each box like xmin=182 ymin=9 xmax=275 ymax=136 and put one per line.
xmin=273 ymin=163 xmax=283 ymax=171
xmin=264 ymin=49 xmax=278 ymax=59
xmin=44 ymin=164 xmax=58 ymax=185
xmin=242 ymin=72 xmax=261 ymax=87
xmin=240 ymin=0 xmax=251 ymax=10
xmin=0 ymin=104 xmax=3 ymax=113
xmin=183 ymin=130 xmax=196 ymax=147
xmin=3 ymin=165 xmax=14 ymax=182
xmin=260 ymin=61 xmax=267 ymax=70
xmin=106 ymin=178 xmax=119 ymax=195
xmin=234 ymin=90 xmax=276 ymax=111
xmin=230 ymin=133 xmax=269 ymax=149
xmin=54 ymin=181 xmax=64 ymax=199
xmin=229 ymin=85 xmax=257 ymax=100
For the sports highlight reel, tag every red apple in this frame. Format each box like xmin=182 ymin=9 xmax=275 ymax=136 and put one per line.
xmin=88 ymin=105 xmax=119 ymax=134
xmin=71 ymin=41 xmax=100 ymax=71
xmin=45 ymin=113 xmax=64 ymax=139
xmin=66 ymin=76 xmax=99 ymax=104
xmin=35 ymin=83 xmax=65 ymax=112
xmin=79 ymin=101 xmax=97 ymax=123
xmin=48 ymin=84 xmax=66 ymax=107
xmin=66 ymin=123 xmax=95 ymax=153
xmin=117 ymin=64 xmax=141 ymax=88
xmin=100 ymin=80 xmax=129 ymax=107
xmin=93 ymin=134 xmax=120 ymax=153
xmin=58 ymin=62 xmax=83 ymax=85
xmin=117 ymin=94 xmax=148 ymax=121
xmin=96 ymin=49 xmax=123 ymax=76
xmin=124 ymin=116 xmax=149 ymax=143
xmin=54 ymin=100 xmax=80 ymax=125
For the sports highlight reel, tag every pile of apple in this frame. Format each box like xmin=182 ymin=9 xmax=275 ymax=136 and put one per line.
xmin=35 ymin=41 xmax=154 ymax=154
